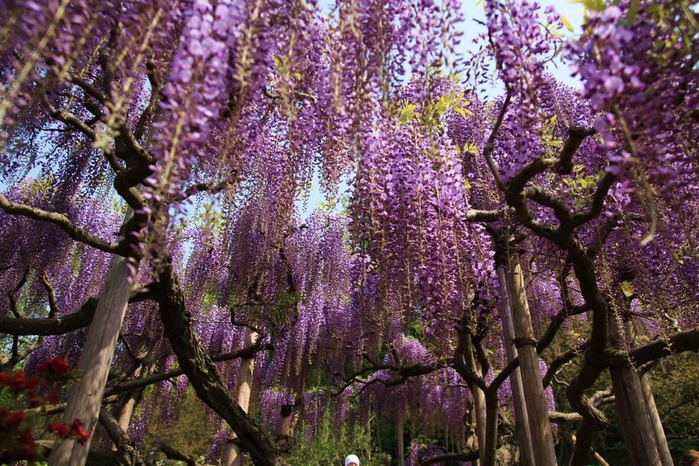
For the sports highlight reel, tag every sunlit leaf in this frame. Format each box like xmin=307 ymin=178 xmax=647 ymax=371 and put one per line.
xmin=573 ymin=0 xmax=606 ymax=13
xmin=454 ymin=106 xmax=475 ymax=118
xmin=627 ymin=0 xmax=639 ymax=23
xmin=560 ymin=14 xmax=575 ymax=32
xmin=621 ymin=280 xmax=635 ymax=298
xmin=399 ymin=103 xmax=417 ymax=124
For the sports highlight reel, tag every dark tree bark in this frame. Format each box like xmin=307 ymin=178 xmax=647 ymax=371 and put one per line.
xmin=104 ymin=344 xmax=270 ymax=397
xmin=0 ymin=297 xmax=98 ymax=335
xmin=454 ymin=313 xmax=491 ymax=465
xmin=98 ymin=408 xmax=146 ymax=466
xmin=153 ymin=261 xmax=284 ymax=466
xmin=157 ymin=443 xmax=204 ymax=466
xmin=610 ymin=364 xmax=662 ymax=465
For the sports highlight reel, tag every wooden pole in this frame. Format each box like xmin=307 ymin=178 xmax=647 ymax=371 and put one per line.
xmin=503 ymin=254 xmax=557 ymax=466
xmin=275 ymin=404 xmax=293 ymax=449
xmin=222 ymin=329 xmax=259 ymax=466
xmin=497 ymin=264 xmax=536 ymax=466
xmin=48 ymin=254 xmax=134 ymax=466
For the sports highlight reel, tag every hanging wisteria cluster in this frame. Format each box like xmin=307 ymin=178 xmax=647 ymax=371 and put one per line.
xmin=568 ymin=1 xmax=698 ymax=205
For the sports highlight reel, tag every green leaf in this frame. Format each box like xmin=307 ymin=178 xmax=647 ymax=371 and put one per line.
xmin=399 ymin=103 xmax=417 ymax=124
xmin=621 ymin=280 xmax=634 ymax=298
xmin=627 ymin=0 xmax=639 ymax=23
xmin=463 ymin=143 xmax=479 ymax=154
xmin=573 ymin=0 xmax=606 ymax=12
xmin=454 ymin=106 xmax=475 ymax=118
xmin=560 ymin=13 xmax=575 ymax=32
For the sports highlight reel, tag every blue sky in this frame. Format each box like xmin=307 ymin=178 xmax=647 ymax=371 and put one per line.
xmin=456 ymin=0 xmax=587 ymax=86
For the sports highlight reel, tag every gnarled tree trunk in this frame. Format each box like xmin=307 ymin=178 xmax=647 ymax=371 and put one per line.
xmin=609 ymin=365 xmax=661 ymax=465
xmin=454 ymin=314 xmax=492 ymax=465
xmin=155 ymin=263 xmax=282 ymax=466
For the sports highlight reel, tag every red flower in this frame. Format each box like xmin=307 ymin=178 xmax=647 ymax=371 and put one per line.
xmin=0 ymin=372 xmax=9 ymax=386
xmin=26 ymin=392 xmax=43 ymax=408
xmin=49 ymin=422 xmax=69 ymax=437
xmin=9 ymin=371 xmax=25 ymax=391
xmin=69 ymin=419 xmax=90 ymax=444
xmin=8 ymin=410 xmax=27 ymax=425
xmin=37 ymin=356 xmax=71 ymax=376
xmin=18 ymin=431 xmax=35 ymax=459
xmin=25 ymin=377 xmax=38 ymax=390
xmin=19 ymin=430 xmax=34 ymax=447
xmin=24 ymin=377 xmax=41 ymax=407
xmin=2 ymin=410 xmax=28 ymax=432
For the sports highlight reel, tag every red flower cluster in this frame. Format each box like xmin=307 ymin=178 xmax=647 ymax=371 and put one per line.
xmin=48 ymin=421 xmax=69 ymax=437
xmin=1 ymin=407 xmax=28 ymax=429
xmin=0 ymin=357 xmax=89 ymax=462
xmin=0 ymin=370 xmax=42 ymax=408
xmin=0 ymin=370 xmax=38 ymax=393
xmin=35 ymin=356 xmax=71 ymax=376
xmin=49 ymin=419 xmax=90 ymax=444
xmin=0 ymin=407 xmax=35 ymax=461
